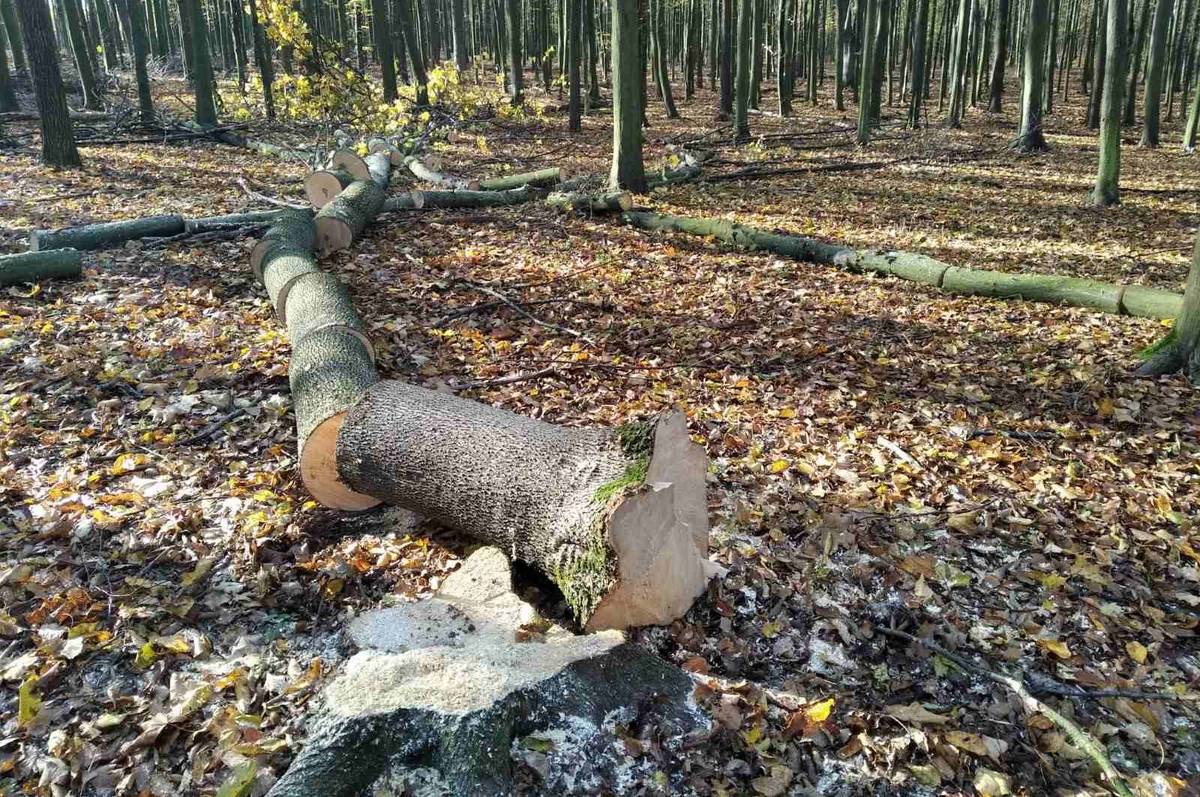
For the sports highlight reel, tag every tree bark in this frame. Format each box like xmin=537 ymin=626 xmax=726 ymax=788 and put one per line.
xmin=31 ymin=214 xmax=184 ymax=250
xmin=184 ymin=0 xmax=218 ymax=126
xmin=1091 ymin=0 xmax=1127 ymax=205
xmin=61 ymin=0 xmax=102 ymax=109
xmin=1136 ymin=227 xmax=1200 ymax=381
xmin=1140 ymin=0 xmax=1175 ymax=144
xmin=733 ymin=0 xmax=753 ymax=139
xmin=371 ymin=0 xmax=398 ymax=101
xmin=1016 ymin=0 xmax=1051 ymax=149
xmin=505 ymin=0 xmax=522 ymax=103
xmin=121 ymin=0 xmax=155 ymax=124
xmin=988 ymin=0 xmax=1009 ymax=109
xmin=609 ymin=0 xmax=646 ymax=191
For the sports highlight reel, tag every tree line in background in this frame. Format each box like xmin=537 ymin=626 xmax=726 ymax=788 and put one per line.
xmin=3 ymin=0 xmax=1200 ymax=200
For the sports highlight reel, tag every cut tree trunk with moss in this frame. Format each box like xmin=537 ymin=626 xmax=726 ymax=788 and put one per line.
xmin=404 ymin=154 xmax=481 ymax=190
xmin=546 ymin=191 xmax=634 ymax=213
xmin=621 ymin=211 xmax=1183 ymax=320
xmin=266 ymin=547 xmax=706 ymax=797
xmin=0 ymin=249 xmax=83 ymax=286
xmin=327 ymin=148 xmax=371 ymax=180
xmin=1137 ymin=228 xmax=1200 ymax=382
xmin=314 ymin=180 xmax=387 ymax=255
xmin=336 ymin=386 xmax=713 ymax=630
xmin=940 ymin=267 xmax=1124 ymax=313
xmin=251 ymin=210 xmax=318 ymax=279
xmin=478 ymin=167 xmax=569 ymax=191
xmin=304 ymin=169 xmax=355 ymax=208
xmin=383 ymin=186 xmax=534 ymax=211
xmin=30 ymin=215 xmax=186 ymax=251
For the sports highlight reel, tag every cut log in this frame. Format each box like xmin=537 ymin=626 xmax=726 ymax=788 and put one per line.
xmin=367 ymin=136 xmax=407 ymax=166
xmin=250 ymin=210 xmax=318 ymax=280
xmin=364 ymin=151 xmax=392 ymax=189
xmin=303 ymin=168 xmax=355 ymax=209
xmin=621 ymin=211 xmax=846 ymax=261
xmin=478 ymin=166 xmax=569 ymax=191
xmin=328 ymin=148 xmax=370 ymax=180
xmin=184 ymin=210 xmax=289 ymax=234
xmin=404 ymin=154 xmax=481 ymax=190
xmin=30 ymin=215 xmax=186 ymax=251
xmin=836 ymin=249 xmax=951 ymax=286
xmin=314 ymin=180 xmax=387 ymax=255
xmin=646 ymin=162 xmax=702 ymax=190
xmin=940 ymin=267 xmax=1124 ymax=314
xmin=261 ymin=247 xmax=321 ymax=321
xmin=0 ymin=249 xmax=83 ymax=286
xmin=383 ymin=186 xmax=533 ymax=212
xmin=546 ymin=191 xmax=633 ymax=213
xmin=335 ymin=385 xmax=712 ymax=630
xmin=1120 ymin=285 xmax=1184 ymax=319
xmin=266 ymin=547 xmax=706 ymax=797
xmin=291 ymin=326 xmax=381 ymax=511
xmin=282 ymin=270 xmax=375 ymax=359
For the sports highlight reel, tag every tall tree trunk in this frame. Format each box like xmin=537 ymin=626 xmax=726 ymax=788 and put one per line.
xmin=946 ymin=0 xmax=971 ymax=124
xmin=908 ymin=0 xmax=929 ymax=123
xmin=248 ymin=0 xmax=276 ymax=117
xmin=184 ymin=0 xmax=217 ymax=126
xmin=1087 ymin=0 xmax=1108 ymax=125
xmin=1185 ymin=69 xmax=1200 ymax=146
xmin=0 ymin=13 xmax=17 ymax=111
xmin=733 ymin=0 xmax=752 ymax=138
xmin=1137 ymin=229 xmax=1200 ymax=382
xmin=1140 ymin=0 xmax=1174 ymax=142
xmin=1092 ymin=0 xmax=1128 ymax=204
xmin=609 ymin=0 xmax=645 ymax=190
xmin=651 ymin=0 xmax=679 ymax=116
xmin=719 ymin=0 xmax=733 ymax=115
xmin=452 ymin=0 xmax=469 ymax=66
xmin=62 ymin=0 xmax=102 ymax=108
xmin=779 ymin=0 xmax=795 ymax=113
xmin=834 ymin=0 xmax=851 ymax=107
xmin=15 ymin=0 xmax=81 ymax=167
xmin=229 ymin=0 xmax=248 ymax=88
xmin=396 ymin=0 xmax=429 ymax=104
xmin=988 ymin=0 xmax=1009 ymax=108
xmin=567 ymin=0 xmax=582 ymax=128
xmin=371 ymin=0 xmax=397 ymax=100
xmin=1 ymin=0 xmax=25 ymax=72
xmin=506 ymin=0 xmax=522 ymax=103
xmin=1123 ymin=0 xmax=1152 ymax=123
xmin=121 ymin=0 xmax=154 ymax=122
xmin=858 ymin=0 xmax=878 ymax=141
xmin=1016 ymin=0 xmax=1051 ymax=147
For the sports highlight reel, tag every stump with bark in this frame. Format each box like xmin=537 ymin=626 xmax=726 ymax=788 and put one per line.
xmin=1137 ymin=229 xmax=1200 ymax=383
xmin=266 ymin=547 xmax=707 ymax=797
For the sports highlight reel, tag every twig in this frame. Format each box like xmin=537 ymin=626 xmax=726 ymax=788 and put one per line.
xmin=450 ymin=279 xmax=588 ymax=341
xmin=435 ymin=297 xmax=611 ymax=326
xmin=178 ymin=407 xmax=248 ymax=446
xmin=236 ymin=176 xmax=309 ymax=210
xmin=449 ymin=366 xmax=570 ymax=391
xmin=879 ymin=627 xmax=1142 ymax=797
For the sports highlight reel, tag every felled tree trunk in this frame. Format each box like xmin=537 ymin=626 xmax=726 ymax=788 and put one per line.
xmin=335 ymin=387 xmax=712 ymax=630
xmin=478 ymin=166 xmax=569 ymax=191
xmin=546 ymin=190 xmax=634 ymax=213
xmin=383 ymin=186 xmax=533 ymax=210
xmin=303 ymin=168 xmax=354 ymax=208
xmin=404 ymin=153 xmax=481 ymax=190
xmin=266 ymin=547 xmax=706 ymax=797
xmin=0 ymin=249 xmax=83 ymax=286
xmin=184 ymin=210 xmax=289 ymax=234
xmin=30 ymin=214 xmax=185 ymax=251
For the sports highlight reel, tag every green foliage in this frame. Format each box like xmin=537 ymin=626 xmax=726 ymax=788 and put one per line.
xmin=551 ymin=529 xmax=615 ymax=622
xmin=1137 ymin=326 xmax=1176 ymax=361
xmin=593 ymin=457 xmax=648 ymax=505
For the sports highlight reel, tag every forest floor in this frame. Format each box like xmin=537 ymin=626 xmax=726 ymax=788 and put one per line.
xmin=1 ymin=70 xmax=1199 ymax=797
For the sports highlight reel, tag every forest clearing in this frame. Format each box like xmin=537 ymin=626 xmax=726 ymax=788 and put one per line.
xmin=0 ymin=0 xmax=1199 ymax=794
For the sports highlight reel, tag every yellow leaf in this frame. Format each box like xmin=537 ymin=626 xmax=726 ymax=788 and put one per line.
xmin=761 ymin=620 xmax=782 ymax=638
xmin=1125 ymin=640 xmax=1148 ymax=664
xmin=133 ymin=641 xmax=157 ymax=669
xmin=805 ymin=697 xmax=835 ymax=723
xmin=181 ymin=558 xmax=215 ymax=587
xmin=778 ymin=407 xmax=796 ymax=419
xmin=1036 ymin=638 xmax=1072 ymax=659
xmin=769 ymin=459 xmax=790 ymax=473
xmin=1096 ymin=398 xmax=1115 ymax=418
xmin=18 ymin=677 xmax=41 ymax=726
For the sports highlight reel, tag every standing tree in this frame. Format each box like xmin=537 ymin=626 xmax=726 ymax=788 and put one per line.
xmin=609 ymin=0 xmax=645 ymax=191
xmin=1140 ymin=0 xmax=1175 ymax=145
xmin=451 ymin=0 xmax=469 ymax=68
xmin=370 ymin=0 xmax=397 ymax=102
xmin=506 ymin=0 xmax=522 ymax=104
xmin=778 ymin=0 xmax=795 ymax=115
xmin=567 ymin=0 xmax=582 ymax=129
xmin=121 ymin=0 xmax=155 ymax=124
xmin=184 ymin=0 xmax=217 ymax=126
xmin=1137 ymin=229 xmax=1200 ymax=382
xmin=733 ymin=0 xmax=752 ymax=140
xmin=1 ymin=0 xmax=24 ymax=73
xmin=858 ymin=0 xmax=878 ymax=143
xmin=1185 ymin=76 xmax=1200 ymax=149
xmin=1091 ymin=0 xmax=1127 ymax=205
xmin=1123 ymin=0 xmax=1152 ymax=125
xmin=395 ymin=0 xmax=429 ymax=105
xmin=1015 ymin=0 xmax=1051 ymax=149
xmin=719 ymin=0 xmax=733 ymax=117
xmin=988 ymin=0 xmax=1009 ymax=110
xmin=908 ymin=0 xmax=930 ymax=126
xmin=15 ymin=0 xmax=81 ymax=167
xmin=0 ymin=13 xmax=17 ymax=112
xmin=61 ymin=0 xmax=102 ymax=109
xmin=650 ymin=0 xmax=678 ymax=117
xmin=249 ymin=0 xmax=277 ymax=117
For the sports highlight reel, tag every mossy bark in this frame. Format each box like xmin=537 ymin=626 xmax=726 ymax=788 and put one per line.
xmin=0 ymin=249 xmax=83 ymax=286
xmin=30 ymin=215 xmax=186 ymax=251
xmin=478 ymin=167 xmax=566 ymax=191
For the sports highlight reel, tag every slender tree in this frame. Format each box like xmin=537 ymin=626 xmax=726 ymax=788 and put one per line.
xmin=778 ymin=0 xmax=795 ymax=114
xmin=908 ymin=0 xmax=930 ymax=125
xmin=858 ymin=0 xmax=879 ymax=142
xmin=1186 ymin=74 xmax=1200 ymax=149
xmin=651 ymin=0 xmax=678 ymax=117
xmin=988 ymin=0 xmax=1009 ymax=109
xmin=248 ymin=0 xmax=276 ymax=116
xmin=567 ymin=0 xmax=582 ymax=129
xmin=1087 ymin=0 xmax=1108 ymax=126
xmin=121 ymin=0 xmax=154 ymax=123
xmin=505 ymin=0 xmax=522 ymax=103
xmin=184 ymin=0 xmax=217 ymax=126
xmin=1 ymin=0 xmax=24 ymax=72
xmin=451 ymin=0 xmax=469 ymax=67
xmin=396 ymin=0 xmax=429 ymax=105
xmin=945 ymin=0 xmax=971 ymax=125
xmin=1015 ymin=0 xmax=1051 ymax=148
xmin=610 ymin=0 xmax=645 ymax=191
xmin=1092 ymin=0 xmax=1128 ymax=204
xmin=719 ymin=0 xmax=733 ymax=116
xmin=0 ymin=15 xmax=17 ymax=112
xmin=733 ymin=0 xmax=752 ymax=139
xmin=61 ymin=0 xmax=102 ymax=108
xmin=15 ymin=0 xmax=81 ymax=167
xmin=1140 ymin=0 xmax=1175 ymax=144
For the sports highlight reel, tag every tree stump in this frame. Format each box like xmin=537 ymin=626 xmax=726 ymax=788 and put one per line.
xmin=267 ymin=547 xmax=707 ymax=797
